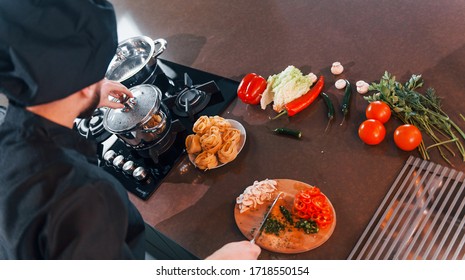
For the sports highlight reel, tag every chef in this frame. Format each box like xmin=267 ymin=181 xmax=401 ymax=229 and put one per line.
xmin=0 ymin=0 xmax=260 ymax=260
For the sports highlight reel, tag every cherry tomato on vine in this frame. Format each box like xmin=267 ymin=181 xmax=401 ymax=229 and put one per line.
xmin=366 ymin=101 xmax=391 ymax=124
xmin=394 ymin=124 xmax=422 ymax=151
xmin=358 ymin=119 xmax=386 ymax=145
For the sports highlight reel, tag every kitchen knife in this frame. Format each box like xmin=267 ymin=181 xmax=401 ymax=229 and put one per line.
xmin=250 ymin=191 xmax=283 ymax=244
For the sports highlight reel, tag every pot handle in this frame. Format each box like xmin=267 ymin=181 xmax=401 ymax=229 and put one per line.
xmin=152 ymin=38 xmax=167 ymax=59
xmin=122 ymin=97 xmax=137 ymax=112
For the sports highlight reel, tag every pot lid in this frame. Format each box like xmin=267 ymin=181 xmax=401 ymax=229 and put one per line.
xmin=103 ymin=84 xmax=162 ymax=133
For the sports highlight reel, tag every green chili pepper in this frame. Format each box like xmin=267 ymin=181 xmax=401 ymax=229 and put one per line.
xmin=320 ymin=92 xmax=334 ymax=132
xmin=273 ymin=128 xmax=302 ymax=139
xmin=340 ymin=80 xmax=352 ymax=126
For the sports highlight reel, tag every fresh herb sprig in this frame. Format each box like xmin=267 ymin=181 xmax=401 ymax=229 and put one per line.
xmin=364 ymin=71 xmax=465 ymax=165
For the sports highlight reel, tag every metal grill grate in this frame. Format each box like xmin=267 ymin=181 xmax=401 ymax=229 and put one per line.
xmin=348 ymin=156 xmax=465 ymax=260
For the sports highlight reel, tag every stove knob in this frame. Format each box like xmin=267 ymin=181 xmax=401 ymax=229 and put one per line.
xmin=112 ymin=155 xmax=125 ymax=169
xmin=122 ymin=160 xmax=136 ymax=174
xmin=133 ymin=166 xmax=148 ymax=181
xmin=103 ymin=150 xmax=117 ymax=163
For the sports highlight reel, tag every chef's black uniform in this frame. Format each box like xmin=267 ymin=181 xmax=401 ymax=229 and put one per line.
xmin=0 ymin=0 xmax=147 ymax=259
xmin=0 ymin=104 xmax=146 ymax=259
xmin=0 ymin=0 xmax=199 ymax=260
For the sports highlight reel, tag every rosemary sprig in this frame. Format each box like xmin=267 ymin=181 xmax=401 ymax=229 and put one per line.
xmin=364 ymin=71 xmax=465 ymax=165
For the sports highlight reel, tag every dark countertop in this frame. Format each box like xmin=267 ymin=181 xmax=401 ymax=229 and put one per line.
xmin=111 ymin=0 xmax=465 ymax=259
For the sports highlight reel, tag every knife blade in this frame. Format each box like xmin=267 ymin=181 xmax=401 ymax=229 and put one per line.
xmin=250 ymin=191 xmax=283 ymax=244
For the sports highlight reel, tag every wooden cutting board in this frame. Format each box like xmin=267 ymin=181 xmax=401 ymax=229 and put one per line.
xmin=234 ymin=179 xmax=336 ymax=254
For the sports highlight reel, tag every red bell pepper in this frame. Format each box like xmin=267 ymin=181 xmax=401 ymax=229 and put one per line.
xmin=237 ymin=73 xmax=267 ymax=105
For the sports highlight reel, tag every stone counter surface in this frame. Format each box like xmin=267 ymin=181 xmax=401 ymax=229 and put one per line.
xmin=111 ymin=0 xmax=465 ymax=259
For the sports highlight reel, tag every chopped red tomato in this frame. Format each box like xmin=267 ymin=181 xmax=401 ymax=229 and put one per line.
xmin=311 ymin=194 xmax=329 ymax=210
xmin=307 ymin=187 xmax=321 ymax=196
xmin=293 ymin=186 xmax=333 ymax=229
xmin=294 ymin=200 xmax=306 ymax=212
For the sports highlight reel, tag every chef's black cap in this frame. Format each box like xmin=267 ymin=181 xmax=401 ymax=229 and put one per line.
xmin=0 ymin=0 xmax=117 ymax=106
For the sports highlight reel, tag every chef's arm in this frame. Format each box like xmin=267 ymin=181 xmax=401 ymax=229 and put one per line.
xmin=205 ymin=240 xmax=261 ymax=260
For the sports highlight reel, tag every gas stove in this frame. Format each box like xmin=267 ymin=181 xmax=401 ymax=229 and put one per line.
xmin=75 ymin=59 xmax=238 ymax=200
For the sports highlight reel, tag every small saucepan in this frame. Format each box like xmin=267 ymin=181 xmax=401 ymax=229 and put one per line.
xmin=103 ymin=84 xmax=171 ymax=150
xmin=105 ymin=36 xmax=167 ymax=87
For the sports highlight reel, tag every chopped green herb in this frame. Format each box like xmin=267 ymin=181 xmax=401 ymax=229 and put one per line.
xmin=279 ymin=205 xmax=294 ymax=225
xmin=294 ymin=219 xmax=319 ymax=234
xmin=263 ymin=217 xmax=286 ymax=236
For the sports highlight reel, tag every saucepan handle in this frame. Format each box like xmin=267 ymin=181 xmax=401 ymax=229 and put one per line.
xmin=152 ymin=38 xmax=167 ymax=59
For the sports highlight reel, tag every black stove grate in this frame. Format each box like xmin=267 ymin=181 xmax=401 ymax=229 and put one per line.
xmin=75 ymin=108 xmax=112 ymax=143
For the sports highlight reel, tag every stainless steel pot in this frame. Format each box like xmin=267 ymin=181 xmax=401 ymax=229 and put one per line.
xmin=105 ymin=36 xmax=167 ymax=87
xmin=103 ymin=84 xmax=171 ymax=150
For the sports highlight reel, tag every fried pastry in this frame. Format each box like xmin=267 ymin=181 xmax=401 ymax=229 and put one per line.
xmin=185 ymin=134 xmax=202 ymax=154
xmin=217 ymin=140 xmax=238 ymax=164
xmin=192 ymin=115 xmax=211 ymax=135
xmin=200 ymin=126 xmax=223 ymax=154
xmin=209 ymin=115 xmax=232 ymax=133
xmin=194 ymin=151 xmax=218 ymax=170
xmin=187 ymin=116 xmax=243 ymax=170
xmin=222 ymin=128 xmax=241 ymax=144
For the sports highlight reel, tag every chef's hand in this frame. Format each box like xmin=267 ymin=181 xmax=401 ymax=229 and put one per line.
xmin=98 ymin=79 xmax=133 ymax=109
xmin=205 ymin=240 xmax=261 ymax=260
